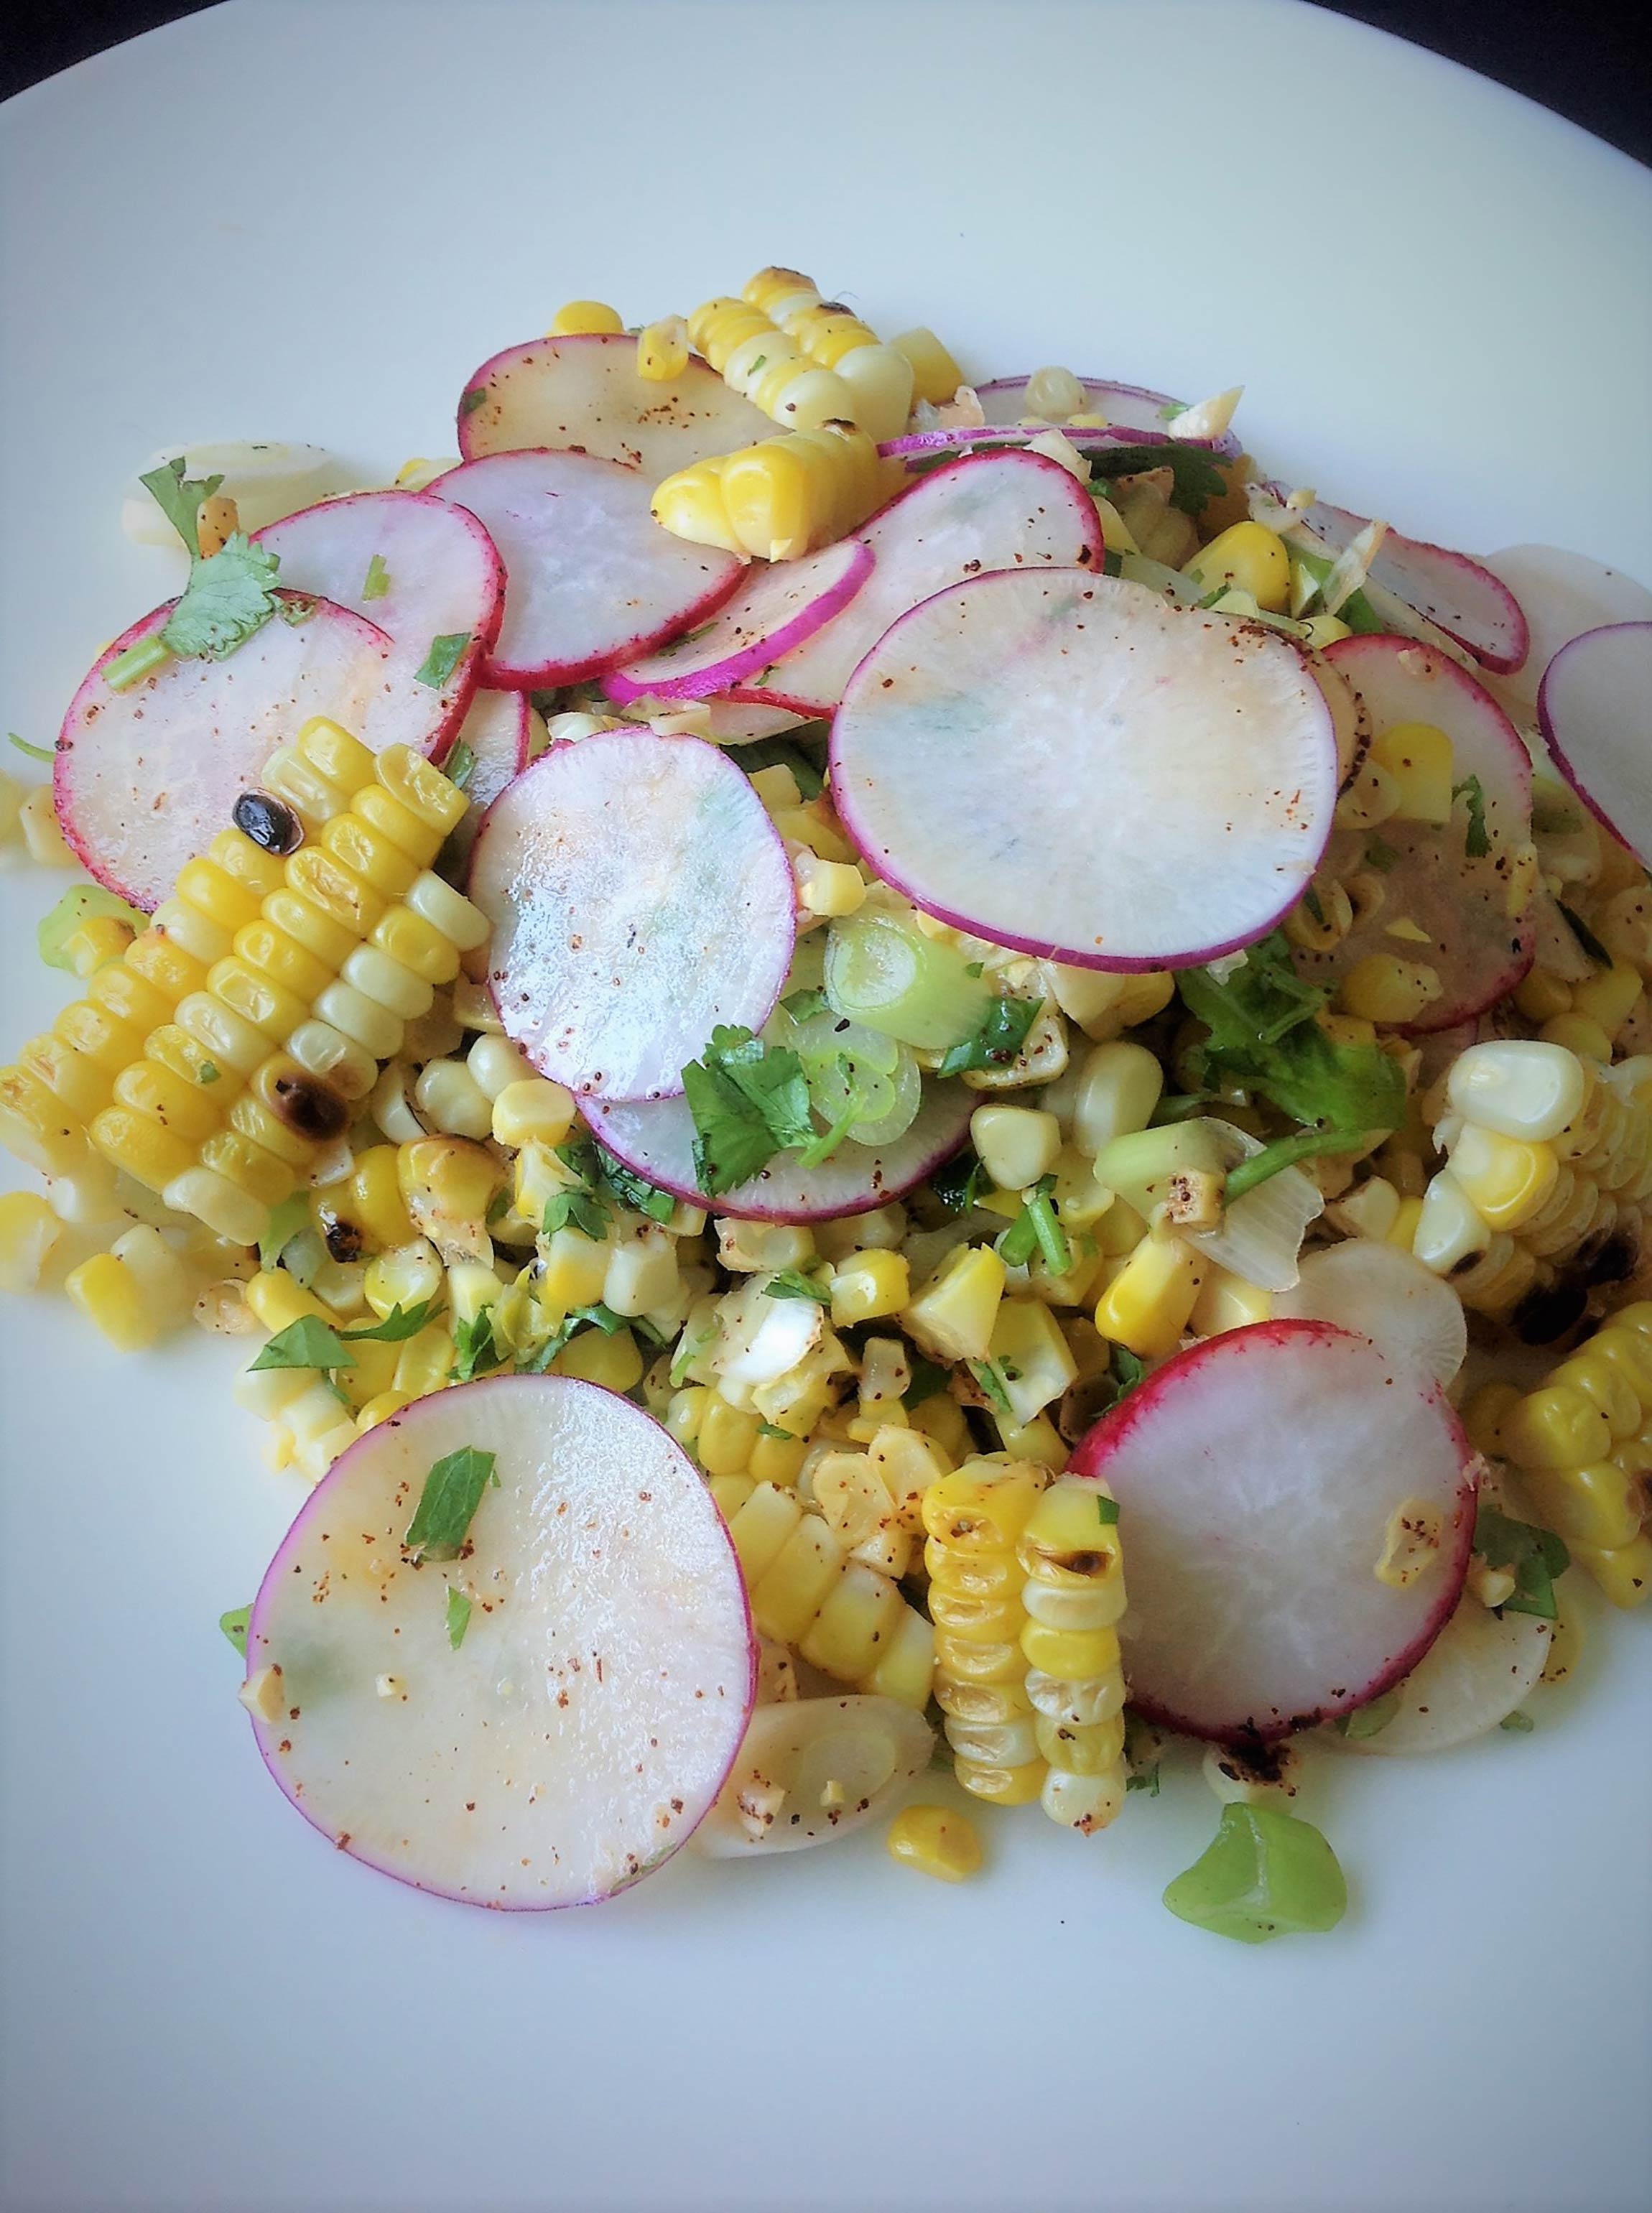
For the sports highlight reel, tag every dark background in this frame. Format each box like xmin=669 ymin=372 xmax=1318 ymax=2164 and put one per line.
xmin=1 ymin=0 xmax=1649 ymax=164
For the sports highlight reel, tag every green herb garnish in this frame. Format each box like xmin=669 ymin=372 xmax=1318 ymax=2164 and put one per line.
xmin=1126 ymin=1764 xmax=1161 ymax=1796
xmin=1556 ymin=901 xmax=1612 ymax=969
xmin=929 ymin=1145 xmax=989 ymax=1215
xmin=595 ymin=1143 xmax=677 ymax=1223
xmin=1092 ymin=442 xmax=1227 ymax=515
xmin=257 ymin=1192 xmax=312 ymax=1271
xmin=1500 ymin=1709 xmax=1535 ymax=1734
xmin=460 ymin=386 xmax=488 ymax=417
xmin=757 ymin=1422 xmax=796 ymax=1440
xmin=1474 ymin=1503 xmax=1569 ymax=1622
xmin=1337 ymin=1690 xmax=1400 ymax=1740
xmin=445 ymin=1585 xmax=473 ymax=1648
xmin=543 ymin=1188 xmax=611 ymax=1239
xmin=198 ymin=1061 xmax=222 ymax=1085
xmin=998 ymin=1175 xmax=1071 ymax=1276
xmin=681 ymin=1024 xmax=815 ymax=1196
xmin=219 ymin=1605 xmax=251 ymax=1654
xmin=249 ymin=1300 xmax=437 ymax=1373
xmin=361 ymin=552 xmax=391 ymax=600
xmin=450 ymin=1307 xmax=505 ymax=1383
xmin=414 ymin=631 xmax=471 ymax=689
xmin=8 ymin=733 xmax=52 ymax=762
xmin=403 ymin=1444 xmax=499 ymax=1561
xmin=935 ymin=994 xmax=1041 ymax=1079
xmin=1452 ymin=774 xmax=1491 ymax=859
xmin=1364 ymin=835 xmax=1401 ymax=873
xmin=1225 ymin=1126 xmax=1360 ymax=1203
xmin=1096 ymin=1494 xmax=1120 ymax=1526
xmin=137 ymin=456 xmax=286 ymax=662
xmin=444 ymin=738 xmax=477 ymax=792
xmin=902 ymin=1355 xmax=952 ymax=1408
xmin=764 ymin=1268 xmax=831 ymax=1305
xmin=969 ymin=1358 xmax=1014 ymax=1419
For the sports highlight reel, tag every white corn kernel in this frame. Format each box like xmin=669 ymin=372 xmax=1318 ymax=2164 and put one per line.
xmin=1445 ymin=1039 xmax=1587 ymax=1143
xmin=315 ymin=978 xmax=404 ymax=1061
xmin=970 ymin=1104 xmax=1062 ymax=1192
xmin=414 ymin=1057 xmax=493 ymax=1139
xmin=341 ymin=944 xmax=434 ymax=1021
xmin=407 ymin=872 xmax=489 ymax=950
xmin=1070 ymin=1041 xmax=1164 ymax=1157
xmin=371 ymin=1062 xmax=427 ymax=1145
xmin=466 ymin=1032 xmax=533 ymax=1101
xmin=1412 ymin=1169 xmax=1493 ymax=1273
xmin=238 ymin=1666 xmax=287 ymax=1722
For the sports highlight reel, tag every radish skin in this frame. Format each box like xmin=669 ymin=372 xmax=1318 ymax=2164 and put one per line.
xmin=1538 ymin=622 xmax=1652 ymax=867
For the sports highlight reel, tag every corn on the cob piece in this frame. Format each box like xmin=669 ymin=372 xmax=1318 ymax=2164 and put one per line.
xmin=684 ymin=269 xmax=920 ymax=444
xmin=0 ymin=721 xmax=486 ymax=1250
xmin=1016 ymin=1474 xmax=1130 ymax=1829
xmin=922 ymin=1457 xmax=1050 ymax=1805
xmin=651 ymin=420 xmax=893 ymax=562
xmin=1499 ymin=1301 xmax=1652 ymax=1607
xmin=723 ymin=1480 xmax=934 ymax=1707
xmin=1414 ymin=1042 xmax=1651 ymax=1319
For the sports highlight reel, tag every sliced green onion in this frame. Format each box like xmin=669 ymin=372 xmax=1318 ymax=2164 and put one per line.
xmin=824 ymin=907 xmax=993 ymax=1051
xmin=104 ymin=636 xmax=172 ymax=692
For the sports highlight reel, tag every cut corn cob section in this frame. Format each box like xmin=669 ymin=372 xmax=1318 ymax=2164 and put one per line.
xmin=685 ymin=269 xmax=924 ymax=445
xmin=922 ymin=1457 xmax=1050 ymax=1805
xmin=651 ymin=422 xmax=893 ymax=562
xmin=1017 ymin=1474 xmax=1130 ymax=1830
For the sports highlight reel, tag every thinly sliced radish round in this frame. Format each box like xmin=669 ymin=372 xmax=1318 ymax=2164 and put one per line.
xmin=458 ymin=333 xmax=772 ymax=478
xmin=1296 ymin=636 xmax=1536 ymax=1032
xmin=1481 ymin=544 xmax=1652 ymax=712
xmin=732 ymin=450 xmax=1103 ymax=715
xmin=583 ymin=1080 xmax=973 ymax=1222
xmin=1072 ymin=1320 xmax=1475 ymax=1743
xmin=244 ymin=1374 xmax=754 ymax=1909
xmin=430 ymin=450 xmax=744 ymax=687
xmin=471 ymin=730 xmax=794 ymax=1101
xmin=447 ymin=689 xmax=530 ymax=873
xmin=604 ymin=539 xmax=872 ymax=703
xmin=1291 ymin=500 xmax=1529 ymax=674
xmin=831 ymin=570 xmax=1337 ymax=970
xmin=692 ymin=1697 xmax=933 ymax=1855
xmin=700 ymin=698 xmax=812 ymax=742
xmin=254 ymin=491 xmax=504 ymax=759
xmin=1337 ymin=1593 xmax=1551 ymax=1755
xmin=1276 ymin=1241 xmax=1467 ymax=1386
xmin=975 ymin=374 xmax=1242 ymax=455
xmin=1539 ymin=623 xmax=1652 ymax=866
xmin=880 ymin=422 xmax=1180 ymax=463
xmin=55 ymin=595 xmax=391 ymax=911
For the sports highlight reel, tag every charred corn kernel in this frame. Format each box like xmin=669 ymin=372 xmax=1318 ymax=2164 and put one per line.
xmin=19 ymin=785 xmax=75 ymax=866
xmin=886 ymin=1802 xmax=980 ymax=1881
xmin=924 ymin=1459 xmax=1049 ymax=1801
xmin=1541 ymin=1011 xmax=1615 ymax=1063
xmin=1189 ymin=1265 xmax=1273 ymax=1335
xmin=636 ymin=316 xmax=689 ymax=381
xmin=550 ymin=298 xmax=623 ymax=336
xmin=828 ymin=1247 xmax=910 ymax=1326
xmin=1093 ymin=1232 xmax=1205 ymax=1359
xmin=970 ymin=1103 xmax=1061 ymax=1192
xmin=1184 ymin=521 xmax=1291 ymax=612
xmin=0 ymin=1189 xmax=63 ymax=1293
xmin=1340 ymin=952 xmax=1443 ymax=1024
xmin=65 ymin=1251 xmax=163 ymax=1350
xmin=904 ymin=1243 xmax=1006 ymax=1363
xmin=1370 ymin=721 xmax=1454 ymax=824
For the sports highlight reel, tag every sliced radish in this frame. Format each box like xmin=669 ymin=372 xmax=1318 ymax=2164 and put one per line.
xmin=1539 ymin=623 xmax=1652 ymax=866
xmin=1481 ymin=544 xmax=1652 ymax=712
xmin=691 ymin=1697 xmax=933 ymax=1855
xmin=254 ymin=490 xmax=504 ymax=760
xmin=470 ymin=729 xmax=794 ymax=1101
xmin=831 ymin=570 xmax=1337 ymax=970
xmin=880 ymin=422 xmax=1178 ymax=463
xmin=1336 ymin=1592 xmax=1551 ymax=1756
xmin=243 ymin=1374 xmax=754 ymax=1909
xmin=458 ymin=333 xmax=771 ymax=478
xmin=975 ymin=374 xmax=1242 ymax=455
xmin=1296 ymin=636 xmax=1536 ymax=1033
xmin=1276 ymin=1241 xmax=1467 ymax=1386
xmin=1072 ymin=1320 xmax=1475 ymax=1743
xmin=55 ymin=596 xmax=390 ymax=911
xmin=430 ymin=450 xmax=743 ymax=687
xmin=603 ymin=539 xmax=872 ymax=704
xmin=1290 ymin=500 xmax=1529 ymax=674
xmin=733 ymin=450 xmax=1103 ymax=716
xmin=583 ymin=1080 xmax=973 ymax=1222
xmin=700 ymin=698 xmax=812 ymax=743
xmin=446 ymin=690 xmax=529 ymax=873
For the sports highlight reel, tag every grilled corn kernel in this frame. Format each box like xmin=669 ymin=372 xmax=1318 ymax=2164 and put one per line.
xmin=1539 ymin=1011 xmax=1615 ymax=1064
xmin=19 ymin=786 xmax=75 ymax=867
xmin=414 ymin=1057 xmax=493 ymax=1138
xmin=829 ymin=1247 xmax=910 ymax=1326
xmin=970 ymin=1103 xmax=1061 ymax=1192
xmin=886 ymin=1803 xmax=981 ymax=1881
xmin=65 ymin=1251 xmax=165 ymax=1350
xmin=636 ymin=316 xmax=690 ymax=381
xmin=1183 ymin=521 xmax=1291 ymax=613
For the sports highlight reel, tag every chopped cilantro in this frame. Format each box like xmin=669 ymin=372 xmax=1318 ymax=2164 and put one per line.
xmin=219 ymin=1605 xmax=251 ymax=1654
xmin=444 ymin=738 xmax=477 ymax=792
xmin=764 ymin=1268 xmax=830 ymax=1305
xmin=515 ymin=1302 xmax=628 ymax=1374
xmin=460 ymin=386 xmax=488 ymax=417
xmin=757 ymin=1422 xmax=796 ymax=1440
xmin=1452 ymin=774 xmax=1491 ymax=860
xmin=361 ymin=552 xmax=391 ymax=600
xmin=681 ymin=1024 xmax=815 ymax=1196
xmin=1096 ymin=1494 xmax=1120 ymax=1526
xmin=450 ymin=1307 xmax=505 ymax=1383
xmin=1337 ymin=1691 xmax=1400 ymax=1740
xmin=1090 ymin=442 xmax=1227 ymax=515
xmin=964 ymin=960 xmax=985 ymax=978
xmin=277 ymin=593 xmax=317 ymax=627
xmin=935 ymin=994 xmax=1041 ymax=1079
xmin=8 ymin=733 xmax=52 ymax=762
xmin=1556 ymin=901 xmax=1611 ymax=969
xmin=445 ymin=1585 xmax=473 ymax=1648
xmin=403 ymin=1444 xmax=499 ymax=1561
xmin=166 ymin=535 xmax=284 ymax=659
xmin=1475 ymin=1503 xmax=1569 ymax=1622
xmin=1500 ymin=1709 xmax=1535 ymax=1734
xmin=780 ymin=987 xmax=830 ymax=1021
xmin=198 ymin=1061 xmax=221 ymax=1085
xmin=543 ymin=1188 xmax=610 ymax=1239
xmin=414 ymin=632 xmax=471 ymax=689
xmin=968 ymin=1358 xmax=1014 ymax=1419
xmin=998 ymin=1175 xmax=1070 ymax=1276
xmin=345 ymin=1301 xmax=437 ymax=1343
xmin=902 ymin=1355 xmax=952 ymax=1407
xmin=1126 ymin=1763 xmax=1161 ymax=1796
xmin=595 ymin=1143 xmax=677 ymax=1223
xmin=1302 ymin=884 xmax=1327 ymax=928
xmin=1364 ymin=835 xmax=1401 ymax=873
xmin=929 ymin=1144 xmax=989 ymax=1215
xmin=249 ymin=1314 xmax=356 ymax=1373
xmin=486 ymin=1187 xmax=511 ymax=1226
xmin=139 ymin=455 xmax=222 ymax=555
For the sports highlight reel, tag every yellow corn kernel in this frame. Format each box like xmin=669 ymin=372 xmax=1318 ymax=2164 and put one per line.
xmin=708 ymin=1472 xmax=756 ymax=1522
xmin=1340 ymin=952 xmax=1444 ymax=1024
xmin=88 ymin=1106 xmax=198 ymax=1194
xmin=799 ymin=1562 xmax=904 ymax=1679
xmin=1375 ymin=1496 xmax=1445 ymax=1587
xmin=1189 ymin=1265 xmax=1272 ymax=1336
xmin=748 ymin=1426 xmax=808 ymax=1487
xmin=1569 ymin=1531 xmax=1652 ymax=1609
xmin=0 ymin=1189 xmax=63 ymax=1293
xmin=1461 ymin=1381 xmax=1521 ymax=1457
xmin=1388 ymin=1193 xmax=1426 ymax=1251
xmin=491 ymin=1077 xmax=575 ymax=1151
xmin=1447 ymin=1125 xmax=1559 ymax=1231
xmin=1570 ymin=960 xmax=1644 ymax=1037
xmin=1520 ymin=1459 xmax=1641 ymax=1554
xmin=338 ymin=1335 xmax=402 ymax=1411
xmin=549 ymin=299 xmax=623 ymax=336
xmin=1018 ymin=1618 xmax=1120 ymax=1679
xmin=794 ymin=853 xmax=866 ymax=917
xmin=198 ymin=1127 xmax=294 ymax=1210
xmin=397 ymin=1134 xmax=500 ymax=1221
xmin=908 ymin=1389 xmax=969 ymax=1457
xmin=1114 ymin=971 xmax=1177 ymax=1027
xmin=956 ymin=1755 xmax=1046 ymax=1806
xmin=904 ymin=1243 xmax=1006 ymax=1363
xmin=245 ymin=1269 xmax=332 ymax=1335
xmin=64 ymin=1252 xmax=162 ymax=1350
xmin=538 ymin=1225 xmax=610 ymax=1311
xmin=1093 ymin=1233 xmax=1205 ymax=1359
xmin=393 ymin=1322 xmax=456 ymax=1398
xmin=861 ymin=1606 xmax=935 ymax=1707
xmin=1514 ymin=968 xmax=1575 ymax=1024
xmin=890 ymin=328 xmax=965 ymax=407
xmin=886 ymin=1802 xmax=981 ymax=1882
xmin=1502 ymin=1384 xmax=1612 ymax=1471
xmin=636 ymin=316 xmax=690 ymax=381
xmin=19 ymin=785 xmax=75 ymax=866
xmin=752 ymin=1516 xmax=844 ymax=1643
xmin=829 ymin=1247 xmax=910 ymax=1327
xmin=698 ymin=1393 xmax=761 ymax=1477
xmin=1183 ymin=521 xmax=1291 ymax=612
xmin=556 ymin=1323 xmax=644 ymax=1393
xmin=1370 ymin=721 xmax=1454 ymax=824
xmin=1539 ymin=1011 xmax=1615 ymax=1064
xmin=356 ymin=1388 xmax=413 ymax=1434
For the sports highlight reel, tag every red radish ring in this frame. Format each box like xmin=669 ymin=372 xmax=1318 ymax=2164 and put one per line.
xmin=975 ymin=374 xmax=1242 ymax=455
xmin=243 ymin=1374 xmax=755 ymax=1910
xmin=1071 ymin=1320 xmax=1476 ymax=1744
xmin=830 ymin=569 xmax=1338 ymax=970
xmin=54 ymin=594 xmax=391 ymax=912
xmin=429 ymin=450 xmax=744 ymax=688
xmin=1538 ymin=622 xmax=1652 ymax=867
xmin=458 ymin=331 xmax=772 ymax=478
xmin=1291 ymin=498 xmax=1529 ymax=674
xmin=470 ymin=728 xmax=794 ymax=1102
xmin=254 ymin=490 xmax=504 ymax=761
xmin=603 ymin=538 xmax=873 ymax=703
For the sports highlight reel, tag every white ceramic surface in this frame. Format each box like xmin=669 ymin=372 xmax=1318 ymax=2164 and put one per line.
xmin=1 ymin=4 xmax=1648 ymax=2209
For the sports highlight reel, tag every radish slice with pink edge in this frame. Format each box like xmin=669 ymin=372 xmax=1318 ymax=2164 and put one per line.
xmin=54 ymin=595 xmax=391 ymax=912
xmin=881 ymin=422 xmax=1186 ymax=463
xmin=447 ymin=689 xmax=530 ymax=873
xmin=830 ymin=570 xmax=1338 ymax=970
xmin=582 ymin=1080 xmax=974 ymax=1223
xmin=732 ymin=449 xmax=1104 ymax=717
xmin=1335 ymin=1591 xmax=1551 ymax=1756
xmin=974 ymin=374 xmax=1242 ymax=455
xmin=1480 ymin=544 xmax=1652 ymax=713
xmin=254 ymin=490 xmax=504 ymax=759
xmin=1070 ymin=1319 xmax=1475 ymax=1743
xmin=429 ymin=450 xmax=745 ymax=687
xmin=611 ymin=695 xmax=815 ymax=743
xmin=1294 ymin=636 xmax=1536 ymax=1033
xmin=603 ymin=538 xmax=873 ymax=704
xmin=1539 ymin=623 xmax=1652 ymax=867
xmin=242 ymin=1374 xmax=755 ymax=1910
xmin=1275 ymin=1241 xmax=1468 ymax=1386
xmin=1289 ymin=498 xmax=1528 ymax=674
xmin=470 ymin=729 xmax=794 ymax=1101
xmin=458 ymin=332 xmax=771 ymax=478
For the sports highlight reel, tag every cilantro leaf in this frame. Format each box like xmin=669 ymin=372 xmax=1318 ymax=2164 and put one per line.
xmin=161 ymin=534 xmax=284 ymax=660
xmin=764 ymin=1268 xmax=830 ymax=1305
xmin=1452 ymin=774 xmax=1491 ymax=860
xmin=682 ymin=1024 xmax=815 ymax=1196
xmin=1475 ymin=1503 xmax=1569 ymax=1621
xmin=139 ymin=455 xmax=224 ymax=556
xmin=414 ymin=632 xmax=471 ymax=688
xmin=1126 ymin=1763 xmax=1162 ymax=1795
xmin=361 ymin=552 xmax=391 ymax=601
xmin=515 ymin=1303 xmax=628 ymax=1374
xmin=969 ymin=1358 xmax=1014 ymax=1419
xmin=403 ymin=1444 xmax=498 ymax=1560
xmin=450 ymin=1307 xmax=505 ymax=1383
xmin=1500 ymin=1709 xmax=1535 ymax=1734
xmin=929 ymin=1145 xmax=989 ymax=1215
xmin=543 ymin=1188 xmax=611 ymax=1238
xmin=340 ymin=1300 xmax=437 ymax=1344
xmin=1364 ymin=835 xmax=1400 ymax=873
xmin=460 ymin=386 xmax=488 ymax=417
xmin=445 ymin=1585 xmax=473 ymax=1649
xmin=36 ymin=884 xmax=147 ymax=973
xmin=444 ymin=738 xmax=477 ymax=792
xmin=1177 ymin=932 xmax=1404 ymax=1145
xmin=1095 ymin=1493 xmax=1120 ymax=1526
xmin=902 ymin=1355 xmax=952 ymax=1408
xmin=9 ymin=733 xmax=52 ymax=762
xmin=1090 ymin=442 xmax=1228 ymax=516
xmin=595 ymin=1144 xmax=677 ymax=1223
xmin=256 ymin=1193 xmax=312 ymax=1270
xmin=198 ymin=1062 xmax=222 ymax=1085
xmin=249 ymin=1314 xmax=353 ymax=1372
xmin=780 ymin=987 xmax=830 ymax=1021
xmin=219 ymin=1605 xmax=251 ymax=1654
xmin=756 ymin=1422 xmax=797 ymax=1440
xmin=935 ymin=995 xmax=1041 ymax=1080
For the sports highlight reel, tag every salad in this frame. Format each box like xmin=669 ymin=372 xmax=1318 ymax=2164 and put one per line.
xmin=1 ymin=266 xmax=1648 ymax=1939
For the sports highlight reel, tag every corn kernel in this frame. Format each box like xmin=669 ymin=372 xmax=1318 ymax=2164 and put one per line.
xmin=1182 ymin=521 xmax=1291 ymax=612
xmin=19 ymin=786 xmax=75 ymax=867
xmin=0 ymin=1189 xmax=63 ymax=1292
xmin=1571 ymin=960 xmax=1644 ymax=1038
xmin=65 ymin=1252 xmax=162 ymax=1350
xmin=1093 ymin=1233 xmax=1205 ymax=1359
xmin=549 ymin=299 xmax=623 ymax=336
xmin=1340 ymin=952 xmax=1444 ymax=1024
xmin=1447 ymin=1124 xmax=1559 ymax=1231
xmin=830 ymin=1247 xmax=910 ymax=1326
xmin=1539 ymin=1011 xmax=1613 ymax=1064
xmin=491 ymin=1077 xmax=575 ymax=1151
xmin=1514 ymin=968 xmax=1575 ymax=1024
xmin=555 ymin=1322 xmax=644 ymax=1393
xmin=886 ymin=1801 xmax=980 ymax=1881
xmin=1370 ymin=721 xmax=1454 ymax=825
xmin=904 ymin=1243 xmax=1006 ymax=1363
xmin=698 ymin=1393 xmax=761 ymax=1477
xmin=1189 ymin=1266 xmax=1272 ymax=1336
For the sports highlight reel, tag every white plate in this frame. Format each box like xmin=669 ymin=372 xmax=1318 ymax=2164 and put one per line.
xmin=1 ymin=4 xmax=1648 ymax=2209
